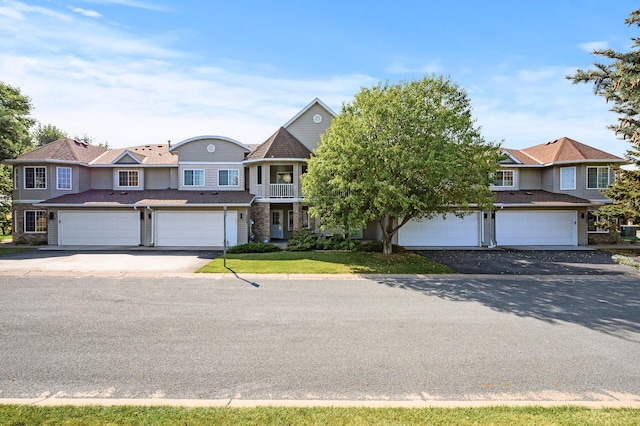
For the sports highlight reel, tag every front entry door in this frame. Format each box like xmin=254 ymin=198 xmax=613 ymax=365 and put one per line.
xmin=270 ymin=210 xmax=283 ymax=239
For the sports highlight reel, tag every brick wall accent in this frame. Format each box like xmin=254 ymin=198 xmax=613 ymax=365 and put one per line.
xmin=251 ymin=202 xmax=270 ymax=243
xmin=588 ymin=231 xmax=620 ymax=245
xmin=293 ymin=202 xmax=303 ymax=231
xmin=12 ymin=203 xmax=49 ymax=245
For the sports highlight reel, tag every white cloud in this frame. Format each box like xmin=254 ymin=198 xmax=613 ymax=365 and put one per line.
xmin=579 ymin=41 xmax=609 ymax=52
xmin=71 ymin=7 xmax=103 ymax=18
xmin=80 ymin=0 xmax=171 ymax=12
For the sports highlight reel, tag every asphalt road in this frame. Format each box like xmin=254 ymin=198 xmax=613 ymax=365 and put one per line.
xmin=1 ymin=274 xmax=639 ymax=402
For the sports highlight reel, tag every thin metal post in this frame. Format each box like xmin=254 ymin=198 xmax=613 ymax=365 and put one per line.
xmin=223 ymin=205 xmax=227 ymax=268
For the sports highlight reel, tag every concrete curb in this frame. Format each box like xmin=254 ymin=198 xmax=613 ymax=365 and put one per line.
xmin=1 ymin=398 xmax=639 ymax=408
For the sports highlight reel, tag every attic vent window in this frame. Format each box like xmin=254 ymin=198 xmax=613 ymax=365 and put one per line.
xmin=313 ymin=114 xmax=323 ymax=123
xmin=207 ymin=144 xmax=216 ymax=153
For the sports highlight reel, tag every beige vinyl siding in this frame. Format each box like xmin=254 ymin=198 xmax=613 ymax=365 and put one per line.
xmin=145 ymin=167 xmax=173 ymax=190
xmin=285 ymin=103 xmax=332 ymax=152
xmin=47 ymin=208 xmax=59 ymax=245
xmin=541 ymin=168 xmax=554 ymax=191
xmin=115 ymin=155 xmax=139 ymax=164
xmin=577 ymin=207 xmax=588 ymax=245
xmin=78 ymin=166 xmax=92 ymax=192
xmin=90 ymin=168 xmax=113 ymax=189
xmin=237 ymin=207 xmax=249 ymax=244
xmin=518 ymin=168 xmax=542 ymax=190
xmin=178 ymin=163 xmax=245 ymax=190
xmin=174 ymin=139 xmax=247 ymax=162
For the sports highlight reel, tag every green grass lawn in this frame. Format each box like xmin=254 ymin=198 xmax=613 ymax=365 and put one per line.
xmin=0 ymin=405 xmax=638 ymax=425
xmin=197 ymin=250 xmax=453 ymax=274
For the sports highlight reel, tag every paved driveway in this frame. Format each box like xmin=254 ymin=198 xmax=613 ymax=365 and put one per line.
xmin=0 ymin=250 xmax=217 ymax=274
xmin=418 ymin=249 xmax=636 ymax=275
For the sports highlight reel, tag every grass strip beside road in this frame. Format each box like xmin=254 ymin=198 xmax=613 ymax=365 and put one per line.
xmin=1 ymin=405 xmax=638 ymax=425
xmin=196 ymin=251 xmax=454 ymax=274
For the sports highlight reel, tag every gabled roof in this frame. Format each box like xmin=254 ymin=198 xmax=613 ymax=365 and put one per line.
xmin=93 ymin=144 xmax=177 ymax=165
xmin=283 ymin=97 xmax=337 ymax=128
xmin=245 ymin=127 xmax=312 ymax=160
xmin=517 ymin=137 xmax=625 ymax=165
xmin=7 ymin=138 xmax=107 ymax=164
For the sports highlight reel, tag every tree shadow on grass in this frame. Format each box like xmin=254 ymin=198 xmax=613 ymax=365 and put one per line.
xmin=374 ymin=274 xmax=640 ymax=343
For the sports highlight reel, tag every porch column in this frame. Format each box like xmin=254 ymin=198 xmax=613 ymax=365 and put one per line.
xmin=264 ymin=165 xmax=270 ymax=198
xmin=293 ymin=164 xmax=300 ymax=198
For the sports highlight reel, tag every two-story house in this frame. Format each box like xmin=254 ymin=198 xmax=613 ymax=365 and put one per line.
xmin=397 ymin=137 xmax=625 ymax=247
xmin=5 ymin=98 xmax=625 ymax=248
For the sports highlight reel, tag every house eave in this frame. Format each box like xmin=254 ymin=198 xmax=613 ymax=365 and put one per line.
xmin=37 ymin=202 xmax=254 ymax=208
xmin=243 ymin=158 xmax=309 ymax=165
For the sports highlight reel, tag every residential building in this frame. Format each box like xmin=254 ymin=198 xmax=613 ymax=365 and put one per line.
xmin=5 ymin=99 xmax=625 ymax=248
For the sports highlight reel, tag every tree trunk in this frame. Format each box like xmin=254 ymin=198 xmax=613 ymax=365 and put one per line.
xmin=380 ymin=215 xmax=394 ymax=255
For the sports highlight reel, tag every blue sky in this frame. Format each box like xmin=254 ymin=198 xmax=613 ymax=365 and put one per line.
xmin=0 ymin=0 xmax=638 ymax=157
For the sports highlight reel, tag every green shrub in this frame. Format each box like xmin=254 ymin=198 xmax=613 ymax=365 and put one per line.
xmin=357 ymin=240 xmax=404 ymax=253
xmin=287 ymin=229 xmax=322 ymax=251
xmin=287 ymin=230 xmax=361 ymax=251
xmin=227 ymin=242 xmax=282 ymax=254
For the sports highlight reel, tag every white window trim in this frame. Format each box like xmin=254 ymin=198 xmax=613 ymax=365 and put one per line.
xmin=24 ymin=166 xmax=47 ymax=190
xmin=13 ymin=167 xmax=19 ymax=190
xmin=219 ymin=169 xmax=240 ymax=187
xmin=560 ymin=166 xmax=576 ymax=190
xmin=183 ymin=169 xmax=205 ymax=187
xmin=587 ymin=212 xmax=608 ymax=234
xmin=117 ymin=170 xmax=140 ymax=188
xmin=56 ymin=166 xmax=72 ymax=190
xmin=493 ymin=170 xmax=515 ymax=188
xmin=586 ymin=166 xmax=610 ymax=190
xmin=24 ymin=210 xmax=47 ymax=233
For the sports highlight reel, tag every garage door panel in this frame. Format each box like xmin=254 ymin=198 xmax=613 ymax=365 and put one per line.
xmin=59 ymin=211 xmax=140 ymax=246
xmin=156 ymin=211 xmax=237 ymax=247
xmin=398 ymin=212 xmax=480 ymax=247
xmin=496 ymin=210 xmax=577 ymax=246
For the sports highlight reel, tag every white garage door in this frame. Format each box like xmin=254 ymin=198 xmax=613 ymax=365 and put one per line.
xmin=496 ymin=210 xmax=577 ymax=246
xmin=58 ymin=210 xmax=140 ymax=246
xmin=155 ymin=211 xmax=237 ymax=247
xmin=398 ymin=212 xmax=481 ymax=247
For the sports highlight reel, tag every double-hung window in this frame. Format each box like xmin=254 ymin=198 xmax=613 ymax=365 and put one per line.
xmin=24 ymin=210 xmax=47 ymax=233
xmin=560 ymin=167 xmax=576 ymax=190
xmin=184 ymin=169 xmax=205 ymax=186
xmin=219 ymin=169 xmax=239 ymax=186
xmin=493 ymin=170 xmax=514 ymax=187
xmin=57 ymin=167 xmax=72 ymax=190
xmin=24 ymin=166 xmax=46 ymax=189
xmin=587 ymin=167 xmax=610 ymax=189
xmin=118 ymin=170 xmax=139 ymax=187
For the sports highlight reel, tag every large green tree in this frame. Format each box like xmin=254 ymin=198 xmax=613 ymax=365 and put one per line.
xmin=31 ymin=122 xmax=68 ymax=147
xmin=0 ymin=82 xmax=35 ymax=160
xmin=303 ymin=76 xmax=500 ymax=254
xmin=0 ymin=82 xmax=35 ymax=235
xmin=567 ymin=8 xmax=640 ymax=228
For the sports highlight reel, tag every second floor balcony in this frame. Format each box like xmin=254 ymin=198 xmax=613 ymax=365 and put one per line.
xmin=256 ymin=183 xmax=301 ymax=199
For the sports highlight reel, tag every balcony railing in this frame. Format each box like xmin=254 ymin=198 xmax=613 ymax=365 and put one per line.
xmin=270 ymin=183 xmax=294 ymax=198
xmin=255 ymin=183 xmax=298 ymax=198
